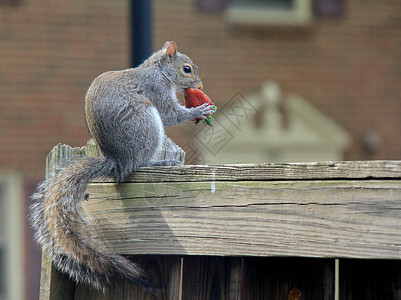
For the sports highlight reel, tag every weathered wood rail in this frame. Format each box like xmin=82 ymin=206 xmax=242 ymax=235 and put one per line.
xmin=39 ymin=141 xmax=401 ymax=300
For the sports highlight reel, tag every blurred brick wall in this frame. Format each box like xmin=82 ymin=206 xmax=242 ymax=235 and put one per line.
xmin=1 ymin=0 xmax=400 ymax=182
xmin=0 ymin=1 xmax=130 ymax=181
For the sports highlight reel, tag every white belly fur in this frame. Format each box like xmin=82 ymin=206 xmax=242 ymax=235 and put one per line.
xmin=149 ymin=106 xmax=165 ymax=158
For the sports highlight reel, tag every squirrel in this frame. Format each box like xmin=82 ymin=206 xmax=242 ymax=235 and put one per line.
xmin=30 ymin=41 xmax=214 ymax=293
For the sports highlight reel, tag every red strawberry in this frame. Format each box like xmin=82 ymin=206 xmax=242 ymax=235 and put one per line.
xmin=184 ymin=88 xmax=217 ymax=126
xmin=184 ymin=88 xmax=212 ymax=111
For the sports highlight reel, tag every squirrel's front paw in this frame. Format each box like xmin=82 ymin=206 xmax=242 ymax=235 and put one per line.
xmin=189 ymin=103 xmax=214 ymax=120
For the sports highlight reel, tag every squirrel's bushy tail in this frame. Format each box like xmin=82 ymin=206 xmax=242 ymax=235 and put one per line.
xmin=30 ymin=156 xmax=155 ymax=292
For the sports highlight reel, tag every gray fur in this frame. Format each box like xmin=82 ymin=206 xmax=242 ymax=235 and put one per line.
xmin=30 ymin=41 xmax=211 ymax=293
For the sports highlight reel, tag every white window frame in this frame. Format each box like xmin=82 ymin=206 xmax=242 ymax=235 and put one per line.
xmin=0 ymin=171 xmax=24 ymax=300
xmin=225 ymin=0 xmax=312 ymax=26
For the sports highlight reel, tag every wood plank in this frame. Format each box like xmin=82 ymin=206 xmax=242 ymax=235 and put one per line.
xmin=181 ymin=256 xmax=242 ymax=300
xmin=39 ymin=143 xmax=80 ymax=300
xmin=339 ymin=259 xmax=401 ymax=300
xmin=74 ymin=256 xmax=181 ymax=300
xmin=242 ymin=258 xmax=334 ymax=300
xmin=74 ymin=279 xmax=123 ymax=300
xmin=84 ymin=179 xmax=401 ymax=259
xmin=91 ymin=161 xmax=401 ymax=183
xmin=123 ymin=256 xmax=182 ymax=300
xmin=38 ymin=250 xmax=75 ymax=300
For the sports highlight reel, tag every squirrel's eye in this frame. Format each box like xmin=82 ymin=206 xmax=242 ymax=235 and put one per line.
xmin=183 ymin=65 xmax=192 ymax=74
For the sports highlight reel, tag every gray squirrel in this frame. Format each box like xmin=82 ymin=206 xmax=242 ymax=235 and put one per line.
xmin=31 ymin=41 xmax=213 ymax=293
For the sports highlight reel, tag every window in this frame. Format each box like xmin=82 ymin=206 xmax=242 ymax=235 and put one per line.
xmin=0 ymin=0 xmax=22 ymax=4
xmin=314 ymin=0 xmax=344 ymax=17
xmin=0 ymin=172 xmax=24 ymax=300
xmin=225 ymin=0 xmax=312 ymax=26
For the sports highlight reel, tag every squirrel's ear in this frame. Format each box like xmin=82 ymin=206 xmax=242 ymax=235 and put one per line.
xmin=162 ymin=41 xmax=170 ymax=50
xmin=162 ymin=41 xmax=177 ymax=61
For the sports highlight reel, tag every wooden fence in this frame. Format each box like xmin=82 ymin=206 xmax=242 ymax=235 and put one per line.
xmin=39 ymin=142 xmax=401 ymax=300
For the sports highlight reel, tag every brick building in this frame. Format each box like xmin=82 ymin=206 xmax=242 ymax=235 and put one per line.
xmin=0 ymin=0 xmax=400 ymax=299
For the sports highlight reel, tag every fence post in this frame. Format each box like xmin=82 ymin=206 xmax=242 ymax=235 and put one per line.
xmin=39 ymin=143 xmax=86 ymax=300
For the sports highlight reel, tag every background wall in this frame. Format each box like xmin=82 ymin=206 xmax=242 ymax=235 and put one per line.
xmin=0 ymin=1 xmax=130 ymax=181
xmin=0 ymin=0 xmax=399 ymax=299
xmin=153 ymin=0 xmax=400 ymax=162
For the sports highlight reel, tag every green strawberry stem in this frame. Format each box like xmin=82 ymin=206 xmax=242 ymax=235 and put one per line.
xmin=194 ymin=105 xmax=217 ymax=127
xmin=204 ymin=117 xmax=213 ymax=126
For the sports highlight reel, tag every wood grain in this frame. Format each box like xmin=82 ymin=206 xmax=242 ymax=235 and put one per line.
xmin=39 ymin=142 xmax=401 ymax=299
xmin=181 ymin=256 xmax=242 ymax=300
xmin=91 ymin=160 xmax=401 ymax=183
xmin=123 ymin=256 xmax=182 ymax=300
xmin=39 ymin=143 xmax=81 ymax=300
xmin=85 ymin=178 xmax=401 ymax=259
xmin=74 ymin=256 xmax=181 ymax=300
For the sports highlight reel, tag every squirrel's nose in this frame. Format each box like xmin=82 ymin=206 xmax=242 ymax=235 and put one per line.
xmin=197 ymin=82 xmax=204 ymax=90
